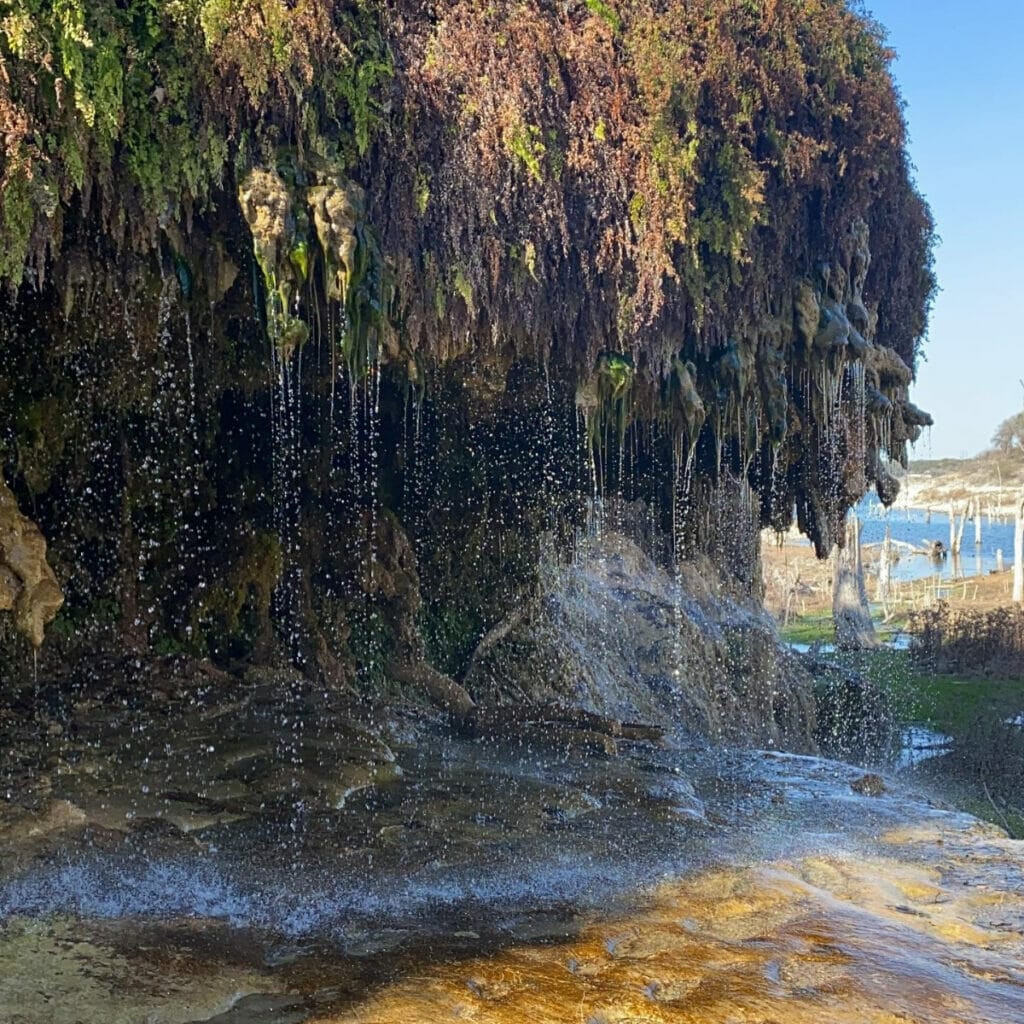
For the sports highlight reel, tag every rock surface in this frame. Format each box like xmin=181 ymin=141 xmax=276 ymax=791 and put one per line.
xmin=0 ymin=475 xmax=63 ymax=646
xmin=2 ymin=746 xmax=1022 ymax=1024
xmin=465 ymin=531 xmax=818 ymax=751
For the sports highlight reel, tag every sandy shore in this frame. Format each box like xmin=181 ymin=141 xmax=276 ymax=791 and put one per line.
xmin=762 ymin=529 xmax=1018 ymax=622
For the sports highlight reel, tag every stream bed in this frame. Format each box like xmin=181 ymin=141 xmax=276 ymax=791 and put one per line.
xmin=2 ymin=693 xmax=1022 ymax=1024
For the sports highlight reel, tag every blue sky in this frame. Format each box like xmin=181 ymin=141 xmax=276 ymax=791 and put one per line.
xmin=863 ymin=0 xmax=1024 ymax=459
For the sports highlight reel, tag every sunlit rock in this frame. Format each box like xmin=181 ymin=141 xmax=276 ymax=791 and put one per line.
xmin=0 ymin=475 xmax=63 ymax=647
xmin=308 ymin=181 xmax=363 ymax=306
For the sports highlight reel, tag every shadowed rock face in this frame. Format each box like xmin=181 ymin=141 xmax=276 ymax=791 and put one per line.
xmin=0 ymin=476 xmax=63 ymax=647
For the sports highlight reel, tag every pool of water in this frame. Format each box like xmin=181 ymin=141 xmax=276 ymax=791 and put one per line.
xmin=857 ymin=498 xmax=1017 ymax=583
xmin=896 ymin=724 xmax=954 ymax=769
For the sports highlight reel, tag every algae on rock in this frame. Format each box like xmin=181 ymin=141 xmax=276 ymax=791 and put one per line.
xmin=238 ymin=162 xmax=391 ymax=373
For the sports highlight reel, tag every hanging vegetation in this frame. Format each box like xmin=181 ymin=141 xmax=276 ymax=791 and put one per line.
xmin=0 ymin=1 xmax=935 ymax=681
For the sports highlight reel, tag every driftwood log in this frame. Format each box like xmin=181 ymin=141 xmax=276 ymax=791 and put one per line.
xmin=385 ymin=659 xmax=477 ymax=718
xmin=389 ymin=599 xmax=667 ymax=757
xmin=457 ymin=702 xmax=665 ymax=756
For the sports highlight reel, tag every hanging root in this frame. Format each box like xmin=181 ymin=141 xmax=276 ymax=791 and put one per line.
xmin=386 ymin=658 xmax=477 ymax=717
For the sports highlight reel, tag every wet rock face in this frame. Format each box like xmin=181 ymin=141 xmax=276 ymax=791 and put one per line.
xmin=466 ymin=530 xmax=817 ymax=752
xmin=0 ymin=64 xmax=936 ymax=702
xmin=0 ymin=0 xmax=935 ymax=692
xmin=0 ymin=664 xmax=404 ymax=878
xmin=776 ymin=218 xmax=932 ymax=556
xmin=0 ymin=476 xmax=63 ymax=647
xmin=0 ymin=208 xmax=923 ymax=697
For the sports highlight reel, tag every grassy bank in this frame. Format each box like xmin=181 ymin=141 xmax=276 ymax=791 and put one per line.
xmin=813 ymin=642 xmax=1024 ymax=837
xmin=779 ymin=611 xmax=911 ymax=647
xmin=907 ymin=672 xmax=1022 ymax=734
xmin=778 ymin=616 xmax=834 ymax=645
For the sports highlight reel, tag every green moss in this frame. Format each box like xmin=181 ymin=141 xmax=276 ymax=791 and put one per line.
xmin=192 ymin=530 xmax=283 ymax=653
xmin=197 ymin=0 xmax=232 ymax=44
xmin=349 ymin=608 xmax=395 ymax=688
xmin=414 ymin=169 xmax=431 ymax=215
xmin=506 ymin=120 xmax=546 ymax=183
xmin=0 ymin=0 xmax=937 ymax=686
xmin=627 ymin=192 xmax=645 ymax=232
xmin=337 ymin=216 xmax=393 ymax=382
xmin=522 ymin=240 xmax=538 ymax=282
xmin=599 ymin=352 xmax=634 ymax=399
xmin=332 ymin=33 xmax=394 ymax=158
xmin=152 ymin=634 xmax=188 ymax=656
xmin=579 ymin=351 xmax=637 ymax=455
xmin=0 ymin=172 xmax=33 ymax=283
xmin=288 ymin=240 xmax=309 ymax=283
xmin=15 ymin=396 xmax=68 ymax=494
xmin=0 ymin=0 xmax=393 ymax=286
xmin=545 ymin=128 xmax=565 ymax=179
xmin=453 ymin=267 xmax=473 ymax=312
xmin=585 ymin=0 xmax=622 ymax=33
xmin=419 ymin=603 xmax=480 ymax=680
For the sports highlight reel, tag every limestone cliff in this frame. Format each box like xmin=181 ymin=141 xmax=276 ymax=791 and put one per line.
xmin=0 ymin=2 xmax=935 ymax=696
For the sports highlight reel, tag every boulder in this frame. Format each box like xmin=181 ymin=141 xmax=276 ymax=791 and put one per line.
xmin=0 ymin=475 xmax=63 ymax=646
xmin=463 ymin=529 xmax=818 ymax=751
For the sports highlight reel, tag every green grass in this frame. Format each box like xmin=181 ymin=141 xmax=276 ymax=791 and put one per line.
xmin=956 ymin=795 xmax=1024 ymax=839
xmin=822 ymin=647 xmax=1022 ymax=734
xmin=787 ymin=619 xmax=1024 ymax=836
xmin=825 ymin=647 xmax=1024 ymax=837
xmin=778 ymin=615 xmax=833 ymax=645
xmin=778 ymin=609 xmax=909 ymax=647
xmin=779 ymin=615 xmax=1024 ymax=733
xmin=906 ymin=673 xmax=1023 ymax=735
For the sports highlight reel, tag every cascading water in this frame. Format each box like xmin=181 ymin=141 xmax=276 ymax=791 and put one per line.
xmin=2 ymin=267 xmax=1015 ymax=1024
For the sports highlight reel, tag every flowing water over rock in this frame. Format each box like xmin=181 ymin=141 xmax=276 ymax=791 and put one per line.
xmin=2 ymin=534 xmax=1022 ymax=1022
xmin=0 ymin=4 xmax=958 ymax=1019
xmin=2 ymin=692 xmax=1023 ymax=1024
xmin=466 ymin=532 xmax=817 ymax=750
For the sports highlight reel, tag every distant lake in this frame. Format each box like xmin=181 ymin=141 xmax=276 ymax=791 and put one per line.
xmin=855 ymin=496 xmax=1016 ymax=583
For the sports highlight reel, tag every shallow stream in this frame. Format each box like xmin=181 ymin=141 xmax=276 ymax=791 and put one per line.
xmin=2 ymin=699 xmax=1022 ymax=1024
